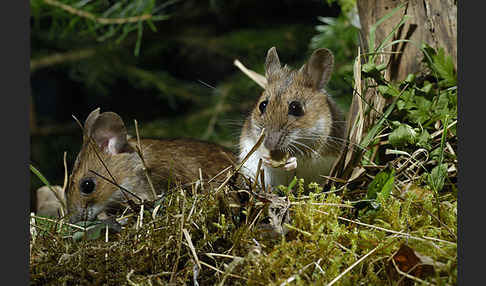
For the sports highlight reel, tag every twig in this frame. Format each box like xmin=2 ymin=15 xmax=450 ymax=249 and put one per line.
xmin=326 ymin=244 xmax=381 ymax=286
xmin=391 ymin=257 xmax=433 ymax=286
xmin=183 ymin=228 xmax=201 ymax=270
xmin=215 ymin=129 xmax=265 ymax=192
xmin=126 ymin=269 xmax=138 ymax=286
xmin=233 ymin=59 xmax=267 ymax=89
xmin=205 ymin=253 xmax=244 ymax=260
xmin=30 ymin=215 xmax=86 ymax=231
xmin=170 ymin=189 xmax=185 ymax=283
xmin=280 ymin=260 xmax=320 ymax=286
xmin=290 ymin=202 xmax=354 ymax=208
xmin=134 ymin=119 xmax=157 ymax=200
xmin=43 ymin=0 xmax=153 ymax=24
xmin=313 ymin=209 xmax=456 ymax=245
xmin=30 ymin=49 xmax=95 ymax=72
xmin=198 ymin=260 xmax=247 ymax=280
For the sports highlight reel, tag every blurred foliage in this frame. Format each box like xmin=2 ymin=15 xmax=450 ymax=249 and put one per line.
xmin=30 ymin=0 xmax=172 ymax=56
xmin=325 ymin=0 xmax=356 ymax=14
xmin=30 ymin=0 xmax=342 ymax=204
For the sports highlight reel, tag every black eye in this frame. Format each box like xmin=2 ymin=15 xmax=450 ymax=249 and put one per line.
xmin=288 ymin=101 xmax=304 ymax=116
xmin=259 ymin=100 xmax=268 ymax=114
xmin=79 ymin=178 xmax=96 ymax=195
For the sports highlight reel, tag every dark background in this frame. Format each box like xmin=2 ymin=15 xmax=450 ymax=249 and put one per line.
xmin=30 ymin=0 xmax=354 ymax=212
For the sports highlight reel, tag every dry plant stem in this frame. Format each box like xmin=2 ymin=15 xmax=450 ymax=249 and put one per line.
xmin=280 ymin=260 xmax=322 ymax=286
xmin=391 ymin=257 xmax=433 ymax=286
xmin=233 ymin=59 xmax=267 ymax=89
xmin=31 ymin=215 xmax=86 ymax=231
xmin=198 ymin=168 xmax=204 ymax=191
xmin=205 ymin=253 xmax=244 ymax=260
xmin=30 ymin=49 xmax=95 ymax=72
xmin=52 ymin=151 xmax=69 ymax=216
xmin=170 ymin=189 xmax=185 ymax=283
xmin=431 ymin=120 xmax=457 ymax=139
xmin=207 ymin=165 xmax=232 ymax=184
xmin=215 ymin=129 xmax=265 ymax=192
xmin=252 ymin=158 xmax=264 ymax=191
xmin=313 ymin=209 xmax=455 ymax=246
xmin=43 ymin=0 xmax=153 ymax=24
xmin=392 ymin=193 xmax=457 ymax=240
xmin=72 ymin=114 xmax=136 ymax=206
xmin=326 ymin=244 xmax=381 ymax=286
xmin=183 ymin=228 xmax=201 ymax=270
xmin=126 ymin=269 xmax=138 ymax=286
xmin=134 ymin=120 xmax=157 ymax=200
xmin=89 ymin=169 xmax=143 ymax=203
xmin=198 ymin=260 xmax=247 ymax=281
xmin=290 ymin=202 xmax=354 ymax=208
xmin=217 ymin=256 xmax=244 ymax=286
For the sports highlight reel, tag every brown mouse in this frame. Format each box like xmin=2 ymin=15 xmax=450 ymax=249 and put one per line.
xmin=66 ymin=108 xmax=236 ymax=223
xmin=239 ymin=47 xmax=346 ymax=188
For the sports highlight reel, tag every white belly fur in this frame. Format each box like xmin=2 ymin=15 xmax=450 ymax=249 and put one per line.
xmin=239 ymin=137 xmax=337 ymax=188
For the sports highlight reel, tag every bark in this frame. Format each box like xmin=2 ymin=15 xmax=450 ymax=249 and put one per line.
xmin=357 ymin=0 xmax=457 ymax=82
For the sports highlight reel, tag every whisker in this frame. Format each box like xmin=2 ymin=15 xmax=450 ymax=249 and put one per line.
xmin=287 ymin=142 xmax=304 ymax=156
xmin=289 ymin=139 xmax=319 ymax=157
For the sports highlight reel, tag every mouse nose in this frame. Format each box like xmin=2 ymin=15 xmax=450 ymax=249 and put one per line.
xmin=264 ymin=131 xmax=282 ymax=151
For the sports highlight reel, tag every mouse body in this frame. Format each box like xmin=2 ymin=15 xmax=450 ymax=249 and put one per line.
xmin=239 ymin=47 xmax=346 ymax=188
xmin=66 ymin=108 xmax=236 ymax=223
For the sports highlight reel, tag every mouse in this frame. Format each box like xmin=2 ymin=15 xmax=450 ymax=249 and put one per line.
xmin=35 ymin=185 xmax=65 ymax=218
xmin=238 ymin=47 xmax=346 ymax=189
xmin=66 ymin=108 xmax=236 ymax=223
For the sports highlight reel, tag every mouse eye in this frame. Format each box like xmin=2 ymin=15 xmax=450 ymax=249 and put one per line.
xmin=288 ymin=101 xmax=304 ymax=116
xmin=79 ymin=177 xmax=96 ymax=195
xmin=259 ymin=100 xmax=268 ymax=114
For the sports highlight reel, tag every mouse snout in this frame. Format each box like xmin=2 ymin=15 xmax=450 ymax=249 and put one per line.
xmin=264 ymin=130 xmax=284 ymax=151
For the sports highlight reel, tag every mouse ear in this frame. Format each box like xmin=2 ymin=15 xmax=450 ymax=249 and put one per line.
xmin=83 ymin=108 xmax=101 ymax=136
xmin=300 ymin=48 xmax=334 ymax=90
xmin=265 ymin=47 xmax=281 ymax=82
xmin=88 ymin=112 xmax=133 ymax=155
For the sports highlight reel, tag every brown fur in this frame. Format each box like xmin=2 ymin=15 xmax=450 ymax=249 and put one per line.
xmin=241 ymin=48 xmax=345 ymax=158
xmin=67 ymin=109 xmax=236 ymax=223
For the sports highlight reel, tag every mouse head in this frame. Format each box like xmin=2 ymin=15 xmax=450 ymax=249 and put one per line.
xmin=66 ymin=108 xmax=135 ymax=223
xmin=249 ymin=47 xmax=335 ymax=157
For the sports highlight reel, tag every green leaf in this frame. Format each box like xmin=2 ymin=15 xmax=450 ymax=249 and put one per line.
xmin=361 ymin=96 xmax=399 ymax=148
xmin=366 ymin=168 xmax=395 ymax=209
xmin=427 ymin=163 xmax=448 ymax=192
xmin=416 ymin=129 xmax=432 ymax=150
xmin=388 ymin=123 xmax=417 ymax=147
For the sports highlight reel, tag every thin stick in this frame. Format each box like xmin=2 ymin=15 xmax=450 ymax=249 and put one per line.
xmin=391 ymin=257 xmax=433 ymax=286
xmin=280 ymin=260 xmax=319 ymax=286
xmin=314 ymin=209 xmax=456 ymax=245
xmin=205 ymin=253 xmax=244 ymax=260
xmin=30 ymin=215 xmax=85 ymax=231
xmin=326 ymin=244 xmax=380 ymax=286
xmin=198 ymin=261 xmax=247 ymax=280
xmin=215 ymin=129 xmax=265 ymax=192
xmin=183 ymin=228 xmax=201 ymax=270
xmin=233 ymin=59 xmax=267 ymax=89
xmin=72 ymin=114 xmax=135 ymax=207
xmin=290 ymin=202 xmax=354 ymax=208
xmin=134 ymin=119 xmax=157 ymax=200
xmin=170 ymin=189 xmax=185 ymax=283
xmin=43 ymin=0 xmax=153 ymax=25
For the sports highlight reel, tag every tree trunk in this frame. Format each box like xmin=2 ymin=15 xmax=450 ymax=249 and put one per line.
xmin=357 ymin=0 xmax=457 ymax=82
